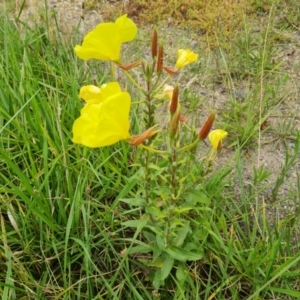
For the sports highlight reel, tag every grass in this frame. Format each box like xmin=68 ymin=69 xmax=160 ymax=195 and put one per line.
xmin=1 ymin=1 xmax=300 ymax=299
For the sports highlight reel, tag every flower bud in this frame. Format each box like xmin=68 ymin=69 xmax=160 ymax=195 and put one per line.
xmin=198 ymin=111 xmax=216 ymax=140
xmin=170 ymin=108 xmax=181 ymax=137
xmin=118 ymin=61 xmax=142 ymax=70
xmin=163 ymin=66 xmax=178 ymax=75
xmin=170 ymin=84 xmax=179 ymax=114
xmin=128 ymin=126 xmax=160 ymax=146
xmin=151 ymin=28 xmax=158 ymax=58
xmin=142 ymin=61 xmax=154 ymax=78
xmin=156 ymin=44 xmax=164 ymax=73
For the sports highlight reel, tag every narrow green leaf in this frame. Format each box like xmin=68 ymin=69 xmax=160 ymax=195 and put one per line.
xmin=174 ymin=222 xmax=190 ymax=247
xmin=161 ymin=256 xmax=174 ymax=281
xmin=146 ymin=205 xmax=165 ymax=218
xmin=120 ymin=197 xmax=146 ymax=206
xmin=113 ymin=176 xmax=138 ymax=208
xmin=153 ymin=269 xmax=162 ymax=291
xmin=173 ymin=207 xmax=193 ymax=213
xmin=127 ymin=245 xmax=152 ymax=255
xmin=268 ymin=287 xmax=300 ymax=297
xmin=176 ymin=262 xmax=188 ymax=283
xmin=122 ymin=214 xmax=148 ymax=231
xmin=122 ymin=220 xmax=143 ymax=228
xmin=165 ymin=246 xmax=203 ymax=262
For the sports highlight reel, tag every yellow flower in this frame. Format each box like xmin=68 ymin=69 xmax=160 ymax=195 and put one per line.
xmin=175 ymin=49 xmax=198 ymax=69
xmin=208 ymin=129 xmax=228 ymax=151
xmin=79 ymin=85 xmax=102 ymax=104
xmin=72 ymin=82 xmax=131 ymax=148
xmin=74 ymin=14 xmax=137 ymax=62
xmin=155 ymin=84 xmax=174 ymax=100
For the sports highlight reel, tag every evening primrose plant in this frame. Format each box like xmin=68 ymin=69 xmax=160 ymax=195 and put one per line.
xmin=72 ymin=14 xmax=228 ymax=290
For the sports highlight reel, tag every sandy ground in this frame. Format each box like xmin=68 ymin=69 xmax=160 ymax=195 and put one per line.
xmin=11 ymin=0 xmax=102 ymax=36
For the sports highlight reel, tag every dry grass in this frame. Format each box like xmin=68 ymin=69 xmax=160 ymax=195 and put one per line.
xmin=84 ymin=0 xmax=267 ymax=48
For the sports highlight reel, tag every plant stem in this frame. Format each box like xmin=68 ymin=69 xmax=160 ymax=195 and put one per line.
xmin=110 ymin=61 xmax=115 ymax=81
xmin=146 ymin=81 xmax=154 ymax=130
xmin=170 ymin=138 xmax=178 ymax=206
xmin=143 ymin=79 xmax=154 ymax=205
xmin=122 ymin=70 xmax=144 ymax=91
xmin=166 ymin=136 xmax=178 ymax=245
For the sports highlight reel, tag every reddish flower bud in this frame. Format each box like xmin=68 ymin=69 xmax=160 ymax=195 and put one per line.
xmin=170 ymin=84 xmax=179 ymax=114
xmin=152 ymin=28 xmax=158 ymax=58
xmin=128 ymin=126 xmax=159 ymax=146
xmin=118 ymin=61 xmax=142 ymax=70
xmin=198 ymin=111 xmax=216 ymax=140
xmin=163 ymin=66 xmax=178 ymax=75
xmin=156 ymin=44 xmax=164 ymax=73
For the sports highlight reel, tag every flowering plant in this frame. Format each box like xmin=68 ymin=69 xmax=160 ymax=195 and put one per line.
xmin=71 ymin=14 xmax=228 ymax=291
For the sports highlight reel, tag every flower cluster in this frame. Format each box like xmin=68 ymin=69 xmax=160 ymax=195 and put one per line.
xmin=70 ymin=14 xmax=229 ymax=290
xmin=72 ymin=14 xmax=227 ymax=152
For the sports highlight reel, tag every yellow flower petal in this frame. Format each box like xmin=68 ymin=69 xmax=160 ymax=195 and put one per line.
xmin=79 ymin=82 xmax=123 ymax=105
xmin=100 ymin=82 xmax=122 ymax=101
xmin=115 ymin=14 xmax=138 ymax=43
xmin=208 ymin=129 xmax=228 ymax=150
xmin=72 ymin=82 xmax=131 ymax=148
xmin=79 ymin=85 xmax=102 ymax=104
xmin=74 ymin=24 xmax=120 ymax=61
xmin=162 ymin=85 xmax=174 ymax=101
xmin=74 ymin=15 xmax=137 ymax=62
xmin=175 ymin=49 xmax=198 ymax=69
xmin=155 ymin=85 xmax=174 ymax=100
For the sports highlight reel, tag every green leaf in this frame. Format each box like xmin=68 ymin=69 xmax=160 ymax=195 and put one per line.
xmin=120 ymin=197 xmax=146 ymax=206
xmin=121 ymin=220 xmax=142 ymax=228
xmin=127 ymin=244 xmax=153 ymax=255
xmin=185 ymin=189 xmax=211 ymax=205
xmin=174 ymin=222 xmax=190 ymax=247
xmin=148 ymin=163 xmax=163 ymax=171
xmin=143 ymin=231 xmax=156 ymax=242
xmin=113 ymin=176 xmax=138 ymax=208
xmin=161 ymin=256 xmax=174 ymax=281
xmin=268 ymin=287 xmax=300 ymax=297
xmin=173 ymin=207 xmax=194 ymax=213
xmin=152 ymin=242 xmax=163 ymax=263
xmin=153 ymin=269 xmax=162 ymax=291
xmin=156 ymin=234 xmax=165 ymax=250
xmin=149 ymin=257 xmax=164 ymax=267
xmin=122 ymin=214 xmax=148 ymax=231
xmin=146 ymin=205 xmax=165 ymax=218
xmin=176 ymin=262 xmax=188 ymax=283
xmin=165 ymin=246 xmax=203 ymax=262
